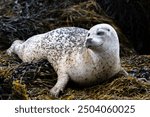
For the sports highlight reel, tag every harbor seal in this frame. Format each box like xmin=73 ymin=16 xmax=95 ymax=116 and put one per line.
xmin=7 ymin=24 xmax=128 ymax=97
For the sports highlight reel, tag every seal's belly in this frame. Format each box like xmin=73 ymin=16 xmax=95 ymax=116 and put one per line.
xmin=67 ymin=64 xmax=105 ymax=86
xmin=64 ymin=52 xmax=108 ymax=85
xmin=66 ymin=58 xmax=120 ymax=86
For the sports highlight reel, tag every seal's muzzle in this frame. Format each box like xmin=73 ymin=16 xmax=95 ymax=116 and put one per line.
xmin=85 ymin=38 xmax=93 ymax=48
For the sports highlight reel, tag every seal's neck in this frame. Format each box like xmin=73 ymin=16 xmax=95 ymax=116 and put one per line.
xmin=86 ymin=47 xmax=120 ymax=63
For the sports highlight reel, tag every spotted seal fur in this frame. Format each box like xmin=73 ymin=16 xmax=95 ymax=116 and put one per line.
xmin=7 ymin=24 xmax=128 ymax=97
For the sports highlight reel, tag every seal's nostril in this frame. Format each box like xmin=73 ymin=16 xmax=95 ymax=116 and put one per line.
xmin=86 ymin=38 xmax=93 ymax=48
xmin=87 ymin=38 xmax=92 ymax=43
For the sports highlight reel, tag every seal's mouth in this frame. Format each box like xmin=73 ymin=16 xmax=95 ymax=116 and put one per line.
xmin=85 ymin=42 xmax=92 ymax=48
xmin=85 ymin=41 xmax=103 ymax=49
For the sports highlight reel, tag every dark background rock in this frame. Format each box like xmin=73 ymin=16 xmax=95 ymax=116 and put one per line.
xmin=96 ymin=0 xmax=150 ymax=54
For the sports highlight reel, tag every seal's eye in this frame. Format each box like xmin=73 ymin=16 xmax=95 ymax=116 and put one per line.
xmin=87 ymin=33 xmax=90 ymax=37
xmin=97 ymin=31 xmax=105 ymax=36
xmin=107 ymin=29 xmax=110 ymax=31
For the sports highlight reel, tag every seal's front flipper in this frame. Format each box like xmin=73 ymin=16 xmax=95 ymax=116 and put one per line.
xmin=50 ymin=73 xmax=69 ymax=98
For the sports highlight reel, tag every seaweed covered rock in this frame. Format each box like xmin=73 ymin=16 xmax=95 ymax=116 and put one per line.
xmin=62 ymin=76 xmax=150 ymax=100
xmin=0 ymin=50 xmax=57 ymax=99
xmin=12 ymin=80 xmax=28 ymax=100
xmin=92 ymin=76 xmax=150 ymax=100
xmin=0 ymin=52 xmax=13 ymax=99
xmin=122 ymin=55 xmax=150 ymax=82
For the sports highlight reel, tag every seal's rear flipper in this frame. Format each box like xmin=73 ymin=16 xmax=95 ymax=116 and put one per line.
xmin=117 ymin=67 xmax=128 ymax=77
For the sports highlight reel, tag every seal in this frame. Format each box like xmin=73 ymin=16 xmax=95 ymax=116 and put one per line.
xmin=7 ymin=24 xmax=128 ymax=97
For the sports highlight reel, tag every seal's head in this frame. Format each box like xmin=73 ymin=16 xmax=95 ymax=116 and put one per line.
xmin=85 ymin=24 xmax=119 ymax=54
